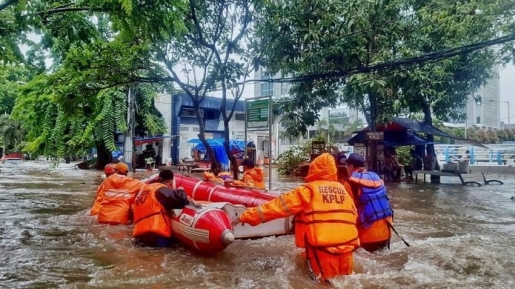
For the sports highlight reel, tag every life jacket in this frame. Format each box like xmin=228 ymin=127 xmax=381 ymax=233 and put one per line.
xmin=132 ymin=183 xmax=172 ymax=238
xmin=294 ymin=180 xmax=359 ymax=253
xmin=348 ymin=171 xmax=393 ymax=229
xmin=97 ymin=189 xmax=133 ymax=224
xmin=242 ymin=168 xmax=265 ymax=189
xmin=91 ymin=174 xmax=144 ymax=216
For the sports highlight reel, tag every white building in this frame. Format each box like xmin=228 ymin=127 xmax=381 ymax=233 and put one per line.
xmin=457 ymin=65 xmax=501 ymax=130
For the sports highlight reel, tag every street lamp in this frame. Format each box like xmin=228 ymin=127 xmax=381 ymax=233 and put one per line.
xmin=489 ymin=99 xmax=510 ymax=125
xmin=465 ymin=95 xmax=482 ymax=138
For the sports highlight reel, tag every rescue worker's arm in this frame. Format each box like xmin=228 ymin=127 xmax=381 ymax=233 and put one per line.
xmin=155 ymin=188 xmax=189 ymax=210
xmin=238 ymin=186 xmax=312 ymax=226
xmin=125 ymin=179 xmax=145 ymax=196
xmin=343 ymin=182 xmax=358 ymax=202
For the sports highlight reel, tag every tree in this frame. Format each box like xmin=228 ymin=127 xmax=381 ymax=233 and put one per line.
xmin=0 ymin=114 xmax=25 ymax=155
xmin=0 ymin=64 xmax=32 ymax=114
xmin=485 ymin=129 xmax=499 ymax=144
xmin=5 ymin=0 xmax=182 ymax=167
xmin=13 ymin=71 xmax=165 ymax=167
xmin=393 ymin=0 xmax=513 ymax=161
xmin=255 ymin=0 xmax=514 ymax=173
xmin=148 ymin=0 xmax=260 ymax=178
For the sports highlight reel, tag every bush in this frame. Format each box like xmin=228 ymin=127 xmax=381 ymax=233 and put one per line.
xmin=275 ymin=145 xmax=307 ymax=175
xmin=275 ymin=134 xmax=332 ymax=175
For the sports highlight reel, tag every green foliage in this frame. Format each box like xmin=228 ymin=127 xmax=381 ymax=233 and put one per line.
xmin=396 ymin=146 xmax=412 ymax=166
xmin=255 ymin=0 xmax=515 ymax=135
xmin=12 ymin=71 xmax=164 ymax=158
xmin=0 ymin=64 xmax=33 ymax=114
xmin=0 ymin=114 xmax=25 ymax=154
xmin=275 ymin=134 xmax=330 ymax=175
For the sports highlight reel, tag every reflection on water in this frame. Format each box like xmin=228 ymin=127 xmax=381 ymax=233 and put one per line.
xmin=1 ymin=162 xmax=515 ymax=288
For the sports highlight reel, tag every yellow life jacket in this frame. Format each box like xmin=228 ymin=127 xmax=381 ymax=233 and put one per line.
xmin=294 ymin=180 xmax=359 ymax=253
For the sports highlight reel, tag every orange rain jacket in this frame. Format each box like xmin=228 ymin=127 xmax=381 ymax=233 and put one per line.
xmin=344 ymin=170 xmax=392 ymax=245
xmin=91 ymin=174 xmax=145 ymax=217
xmin=240 ymin=153 xmax=359 ymax=255
xmin=242 ymin=167 xmax=265 ymax=189
xmin=132 ymin=183 xmax=172 ymax=239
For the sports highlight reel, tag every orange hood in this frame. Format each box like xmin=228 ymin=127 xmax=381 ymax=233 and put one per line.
xmin=246 ymin=167 xmax=264 ymax=179
xmin=305 ymin=153 xmax=337 ymax=182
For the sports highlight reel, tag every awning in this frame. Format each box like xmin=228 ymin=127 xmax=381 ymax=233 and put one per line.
xmin=347 ymin=130 xmax=433 ymax=147
xmin=133 ymin=137 xmax=165 ymax=146
xmin=359 ymin=118 xmax=489 ymax=149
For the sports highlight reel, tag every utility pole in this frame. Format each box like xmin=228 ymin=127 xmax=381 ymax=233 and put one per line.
xmin=124 ymin=88 xmax=135 ymax=172
xmin=489 ymin=99 xmax=509 ymax=126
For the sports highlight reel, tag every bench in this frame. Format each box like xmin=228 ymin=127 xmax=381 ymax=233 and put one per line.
xmin=414 ymin=170 xmax=503 ymax=187
xmin=414 ymin=170 xmax=460 ymax=183
xmin=460 ymin=172 xmax=503 ymax=186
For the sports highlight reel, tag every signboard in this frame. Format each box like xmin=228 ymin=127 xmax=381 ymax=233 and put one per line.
xmin=353 ymin=143 xmax=366 ymax=159
xmin=366 ymin=131 xmax=384 ymax=141
xmin=246 ymin=98 xmax=269 ymax=131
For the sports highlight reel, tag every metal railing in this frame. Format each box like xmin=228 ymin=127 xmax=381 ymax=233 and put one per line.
xmin=434 ymin=144 xmax=515 ymax=165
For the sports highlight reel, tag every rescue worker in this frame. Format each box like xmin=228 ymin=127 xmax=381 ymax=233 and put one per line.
xmin=231 ymin=153 xmax=359 ymax=282
xmin=104 ymin=163 xmax=117 ymax=178
xmin=343 ymin=153 xmax=394 ymax=252
xmin=115 ymin=162 xmax=130 ymax=176
xmin=240 ymin=158 xmax=265 ymax=189
xmin=203 ymin=167 xmax=233 ymax=184
xmin=90 ymin=162 xmax=144 ymax=217
xmin=132 ymin=169 xmax=190 ymax=247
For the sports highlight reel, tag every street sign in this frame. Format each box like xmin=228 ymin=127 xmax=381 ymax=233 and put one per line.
xmin=246 ymin=98 xmax=269 ymax=131
xmin=366 ymin=131 xmax=384 ymax=141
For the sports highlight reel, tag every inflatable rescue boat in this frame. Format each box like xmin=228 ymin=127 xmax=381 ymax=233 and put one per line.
xmin=143 ymin=173 xmax=294 ymax=241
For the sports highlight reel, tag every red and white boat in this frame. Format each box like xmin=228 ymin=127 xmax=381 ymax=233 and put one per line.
xmin=170 ymin=204 xmax=235 ymax=253
xmin=143 ymin=173 xmax=294 ymax=243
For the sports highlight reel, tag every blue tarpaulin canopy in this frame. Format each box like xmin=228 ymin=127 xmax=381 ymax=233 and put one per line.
xmin=188 ymin=139 xmax=252 ymax=170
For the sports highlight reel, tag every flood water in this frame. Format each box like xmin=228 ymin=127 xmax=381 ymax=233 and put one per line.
xmin=1 ymin=161 xmax=515 ymax=289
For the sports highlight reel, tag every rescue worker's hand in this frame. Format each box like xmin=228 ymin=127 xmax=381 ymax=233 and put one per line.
xmin=188 ymin=197 xmax=201 ymax=208
xmin=230 ymin=217 xmax=242 ymax=227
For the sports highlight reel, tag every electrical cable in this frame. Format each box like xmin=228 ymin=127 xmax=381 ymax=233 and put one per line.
xmin=240 ymin=32 xmax=515 ymax=85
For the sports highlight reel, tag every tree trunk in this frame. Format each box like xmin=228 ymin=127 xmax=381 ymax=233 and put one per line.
xmin=421 ymin=100 xmax=441 ymax=184
xmin=194 ymin=103 xmax=218 ymax=170
xmin=95 ymin=143 xmax=111 ymax=170
xmin=222 ymin=119 xmax=239 ymax=179
xmin=368 ymin=93 xmax=379 ymax=173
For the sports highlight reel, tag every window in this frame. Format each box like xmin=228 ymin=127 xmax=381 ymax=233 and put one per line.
xmin=260 ymin=71 xmax=274 ymax=97
xmin=235 ymin=113 xmax=245 ymax=121
xmin=281 ymin=83 xmax=288 ymax=95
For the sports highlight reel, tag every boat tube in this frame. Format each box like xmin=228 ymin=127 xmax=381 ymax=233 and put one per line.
xmin=171 ymin=204 xmax=234 ymax=253
xmin=144 ymin=173 xmax=277 ymax=207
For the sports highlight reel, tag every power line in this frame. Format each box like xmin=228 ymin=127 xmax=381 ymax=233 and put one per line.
xmin=242 ymin=32 xmax=515 ymax=85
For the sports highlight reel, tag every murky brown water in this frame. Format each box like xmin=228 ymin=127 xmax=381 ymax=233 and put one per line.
xmin=1 ymin=161 xmax=515 ymax=289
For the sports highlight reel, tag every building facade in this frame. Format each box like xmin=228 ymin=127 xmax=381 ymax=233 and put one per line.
xmin=154 ymin=93 xmax=272 ymax=164
xmin=462 ymin=65 xmax=501 ymax=129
